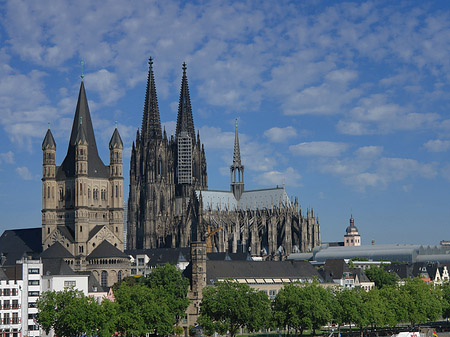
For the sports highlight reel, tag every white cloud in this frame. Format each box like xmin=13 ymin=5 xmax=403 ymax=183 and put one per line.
xmin=0 ymin=151 xmax=14 ymax=164
xmin=290 ymin=141 xmax=348 ymax=157
xmin=84 ymin=70 xmax=123 ymax=105
xmin=423 ymin=139 xmax=450 ymax=152
xmin=253 ymin=167 xmax=302 ymax=187
xmin=264 ymin=126 xmax=297 ymax=143
xmin=337 ymin=94 xmax=440 ymax=135
xmin=16 ymin=166 xmax=33 ymax=180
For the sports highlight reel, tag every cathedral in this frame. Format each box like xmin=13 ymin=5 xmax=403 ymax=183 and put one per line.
xmin=41 ymin=80 xmax=129 ymax=287
xmin=127 ymin=59 xmax=321 ymax=257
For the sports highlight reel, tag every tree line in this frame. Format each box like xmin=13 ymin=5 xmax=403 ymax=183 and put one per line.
xmin=36 ymin=265 xmax=450 ymax=337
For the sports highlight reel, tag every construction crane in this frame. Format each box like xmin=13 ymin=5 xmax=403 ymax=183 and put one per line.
xmin=205 ymin=225 xmax=223 ymax=253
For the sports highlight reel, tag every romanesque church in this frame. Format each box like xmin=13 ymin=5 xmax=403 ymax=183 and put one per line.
xmin=41 ymin=80 xmax=129 ymax=287
xmin=127 ymin=59 xmax=321 ymax=257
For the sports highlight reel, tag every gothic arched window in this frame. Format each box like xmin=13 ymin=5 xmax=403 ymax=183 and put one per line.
xmin=118 ymin=271 xmax=122 ymax=283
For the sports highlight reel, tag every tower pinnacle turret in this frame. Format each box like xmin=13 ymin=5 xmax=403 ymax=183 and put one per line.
xmin=230 ymin=120 xmax=244 ymax=201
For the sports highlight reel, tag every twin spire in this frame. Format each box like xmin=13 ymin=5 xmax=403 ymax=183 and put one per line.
xmin=140 ymin=58 xmax=195 ymax=144
xmin=141 ymin=57 xmax=162 ymax=143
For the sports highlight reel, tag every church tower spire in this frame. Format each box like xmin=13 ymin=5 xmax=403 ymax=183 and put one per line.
xmin=60 ymin=81 xmax=108 ymax=178
xmin=230 ymin=119 xmax=244 ymax=201
xmin=141 ymin=57 xmax=162 ymax=144
xmin=175 ymin=62 xmax=195 ymax=140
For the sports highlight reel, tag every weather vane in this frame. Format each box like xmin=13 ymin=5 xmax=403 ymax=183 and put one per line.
xmin=80 ymin=60 xmax=85 ymax=80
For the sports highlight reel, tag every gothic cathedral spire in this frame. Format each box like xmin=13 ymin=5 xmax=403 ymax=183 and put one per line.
xmin=141 ymin=57 xmax=162 ymax=144
xmin=230 ymin=120 xmax=244 ymax=201
xmin=175 ymin=62 xmax=195 ymax=140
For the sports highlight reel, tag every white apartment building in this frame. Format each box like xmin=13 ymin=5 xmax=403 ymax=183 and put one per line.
xmin=1 ymin=258 xmax=91 ymax=337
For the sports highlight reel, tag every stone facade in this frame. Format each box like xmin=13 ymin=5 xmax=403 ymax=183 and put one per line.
xmin=127 ymin=59 xmax=321 ymax=257
xmin=41 ymin=80 xmax=129 ymax=286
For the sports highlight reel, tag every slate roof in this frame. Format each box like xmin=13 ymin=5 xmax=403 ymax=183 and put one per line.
xmin=88 ymin=225 xmax=104 ymax=241
xmin=42 ymin=258 xmax=77 ymax=276
xmin=40 ymin=242 xmax=74 ymax=259
xmin=126 ymin=247 xmax=190 ymax=267
xmin=58 ymin=81 xmax=108 ymax=179
xmin=42 ymin=128 xmax=56 ymax=150
xmin=87 ymin=241 xmax=129 ymax=259
xmin=109 ymin=128 xmax=123 ymax=149
xmin=207 ymin=252 xmax=252 ymax=261
xmin=385 ymin=263 xmax=413 ymax=279
xmin=0 ymin=268 xmax=9 ymax=280
xmin=3 ymin=265 xmax=22 ymax=280
xmin=0 ymin=228 xmax=42 ymax=266
xmin=196 ymin=187 xmax=291 ymax=211
xmin=205 ymin=260 xmax=322 ymax=285
xmin=322 ymin=259 xmax=351 ymax=281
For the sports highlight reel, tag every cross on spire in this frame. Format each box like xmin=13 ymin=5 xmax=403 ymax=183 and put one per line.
xmin=80 ymin=60 xmax=85 ymax=80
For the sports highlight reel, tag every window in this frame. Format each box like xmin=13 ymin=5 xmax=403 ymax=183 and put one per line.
xmin=64 ymin=281 xmax=76 ymax=288
xmin=28 ymin=313 xmax=37 ymax=320
xmin=28 ymin=268 xmax=40 ymax=274
xmin=12 ymin=313 xmax=18 ymax=324
xmin=80 ymin=226 xmax=82 ymax=232
xmin=11 ymin=288 xmax=17 ymax=296
xmin=118 ymin=271 xmax=122 ymax=283
xmin=28 ymin=302 xmax=37 ymax=308
xmin=12 ymin=300 xmax=18 ymax=309
xmin=28 ymin=291 xmax=39 ymax=297
xmin=4 ymin=288 xmax=10 ymax=296
xmin=28 ymin=280 xmax=39 ymax=285
xmin=28 ymin=325 xmax=38 ymax=331
xmin=115 ymin=185 xmax=118 ymax=198
xmin=4 ymin=313 xmax=10 ymax=324
xmin=101 ymin=271 xmax=108 ymax=287
xmin=4 ymin=300 xmax=10 ymax=309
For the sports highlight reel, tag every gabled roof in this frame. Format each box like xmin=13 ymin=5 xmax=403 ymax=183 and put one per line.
xmin=40 ymin=242 xmax=73 ymax=259
xmin=58 ymin=81 xmax=108 ymax=179
xmin=87 ymin=241 xmax=129 ymax=259
xmin=0 ymin=228 xmax=42 ymax=266
xmin=205 ymin=260 xmax=322 ymax=284
xmin=125 ymin=248 xmax=190 ymax=267
xmin=88 ymin=225 xmax=104 ymax=241
xmin=323 ymin=259 xmax=351 ymax=280
xmin=42 ymin=258 xmax=77 ymax=276
xmin=385 ymin=263 xmax=413 ymax=279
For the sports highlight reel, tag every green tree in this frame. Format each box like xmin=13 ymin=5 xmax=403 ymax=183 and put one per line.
xmin=272 ymin=283 xmax=332 ymax=335
xmin=363 ymin=288 xmax=384 ymax=330
xmin=36 ymin=288 xmax=101 ymax=337
xmin=379 ymin=285 xmax=409 ymax=327
xmin=335 ymin=288 xmax=363 ymax=333
xmin=365 ymin=266 xmax=398 ymax=289
xmin=403 ymin=278 xmax=442 ymax=326
xmin=442 ymin=282 xmax=450 ymax=320
xmin=143 ymin=263 xmax=190 ymax=321
xmin=199 ymin=280 xmax=271 ymax=337
xmin=114 ymin=281 xmax=174 ymax=336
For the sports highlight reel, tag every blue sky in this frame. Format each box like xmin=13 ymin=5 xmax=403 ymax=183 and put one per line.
xmin=0 ymin=0 xmax=449 ymax=245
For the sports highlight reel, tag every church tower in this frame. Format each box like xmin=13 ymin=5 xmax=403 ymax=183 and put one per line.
xmin=41 ymin=80 xmax=128 ymax=285
xmin=230 ymin=120 xmax=244 ymax=201
xmin=175 ymin=62 xmax=207 ymax=197
xmin=127 ymin=60 xmax=208 ymax=250
xmin=344 ymin=214 xmax=361 ymax=246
